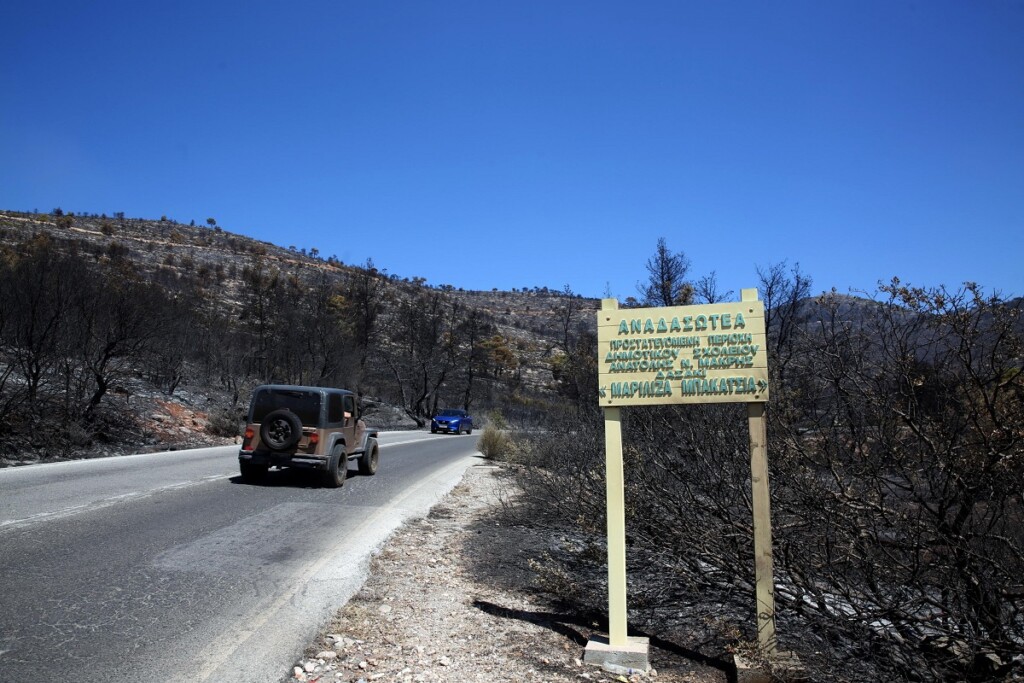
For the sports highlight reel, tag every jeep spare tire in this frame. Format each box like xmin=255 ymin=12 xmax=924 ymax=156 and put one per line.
xmin=259 ymin=409 xmax=302 ymax=451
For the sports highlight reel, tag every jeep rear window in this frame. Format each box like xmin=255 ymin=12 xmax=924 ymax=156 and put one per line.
xmin=327 ymin=392 xmax=344 ymax=423
xmin=252 ymin=390 xmax=321 ymax=426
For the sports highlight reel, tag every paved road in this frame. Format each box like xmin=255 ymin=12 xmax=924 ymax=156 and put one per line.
xmin=0 ymin=431 xmax=480 ymax=683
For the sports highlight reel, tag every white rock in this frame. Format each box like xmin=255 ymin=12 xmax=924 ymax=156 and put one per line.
xmin=317 ymin=651 xmax=338 ymax=660
xmin=292 ymin=666 xmax=307 ymax=681
xmin=334 ymin=636 xmax=356 ymax=651
xmin=303 ymin=661 xmax=317 ymax=673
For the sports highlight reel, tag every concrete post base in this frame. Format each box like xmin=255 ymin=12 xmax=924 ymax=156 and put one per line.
xmin=584 ymin=635 xmax=650 ymax=674
xmin=734 ymin=652 xmax=806 ymax=683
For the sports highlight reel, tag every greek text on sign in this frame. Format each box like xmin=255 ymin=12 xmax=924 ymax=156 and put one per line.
xmin=597 ymin=295 xmax=768 ymax=406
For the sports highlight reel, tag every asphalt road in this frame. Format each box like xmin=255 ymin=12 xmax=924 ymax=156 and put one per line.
xmin=0 ymin=431 xmax=480 ymax=683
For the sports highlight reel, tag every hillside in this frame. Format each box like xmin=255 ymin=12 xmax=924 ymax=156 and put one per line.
xmin=0 ymin=209 xmax=599 ymax=463
xmin=0 ymin=209 xmax=598 ymax=345
xmin=5 ymin=207 xmax=1017 ymax=468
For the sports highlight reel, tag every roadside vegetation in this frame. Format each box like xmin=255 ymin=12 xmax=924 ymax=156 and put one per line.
xmin=477 ymin=410 xmax=514 ymax=460
xmin=499 ymin=258 xmax=1024 ymax=682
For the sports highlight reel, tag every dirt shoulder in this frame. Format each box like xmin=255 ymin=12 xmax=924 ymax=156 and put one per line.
xmin=287 ymin=462 xmax=729 ymax=683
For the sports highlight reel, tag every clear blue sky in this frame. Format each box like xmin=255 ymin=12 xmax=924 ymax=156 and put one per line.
xmin=2 ymin=1 xmax=1022 ymax=300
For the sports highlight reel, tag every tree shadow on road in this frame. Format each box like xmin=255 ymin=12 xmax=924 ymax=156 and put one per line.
xmin=227 ymin=466 xmax=362 ymax=488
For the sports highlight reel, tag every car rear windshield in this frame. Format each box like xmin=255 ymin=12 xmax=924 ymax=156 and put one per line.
xmin=438 ymin=409 xmax=465 ymax=417
xmin=252 ymin=389 xmax=321 ymax=426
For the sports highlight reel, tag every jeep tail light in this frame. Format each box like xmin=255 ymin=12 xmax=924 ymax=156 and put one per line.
xmin=308 ymin=433 xmax=319 ymax=446
xmin=243 ymin=427 xmax=254 ymax=448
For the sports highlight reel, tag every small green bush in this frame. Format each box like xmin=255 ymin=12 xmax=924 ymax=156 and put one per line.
xmin=477 ymin=424 xmax=511 ymax=460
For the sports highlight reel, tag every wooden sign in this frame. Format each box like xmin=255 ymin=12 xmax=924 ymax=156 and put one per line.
xmin=588 ymin=289 xmax=777 ymax=670
xmin=597 ymin=297 xmax=768 ymax=406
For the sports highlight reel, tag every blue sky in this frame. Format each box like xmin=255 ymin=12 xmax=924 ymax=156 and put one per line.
xmin=2 ymin=1 xmax=1022 ymax=300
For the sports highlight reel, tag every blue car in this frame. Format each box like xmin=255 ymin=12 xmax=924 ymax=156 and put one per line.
xmin=431 ymin=408 xmax=473 ymax=434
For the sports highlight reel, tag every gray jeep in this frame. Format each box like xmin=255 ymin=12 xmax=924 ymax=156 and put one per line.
xmin=237 ymin=384 xmax=379 ymax=488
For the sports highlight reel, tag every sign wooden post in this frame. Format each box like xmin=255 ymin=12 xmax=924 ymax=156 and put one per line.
xmin=584 ymin=300 xmax=651 ymax=672
xmin=749 ymin=386 xmax=777 ymax=653
xmin=587 ymin=289 xmax=778 ymax=671
xmin=603 ymin=404 xmax=628 ymax=646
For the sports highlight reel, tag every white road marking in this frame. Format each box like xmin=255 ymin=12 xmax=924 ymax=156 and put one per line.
xmin=0 ymin=474 xmax=232 ymax=531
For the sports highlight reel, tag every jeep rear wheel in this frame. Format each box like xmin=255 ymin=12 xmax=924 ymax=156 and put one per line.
xmin=358 ymin=438 xmax=379 ymax=476
xmin=259 ymin=409 xmax=302 ymax=451
xmin=321 ymin=446 xmax=347 ymax=488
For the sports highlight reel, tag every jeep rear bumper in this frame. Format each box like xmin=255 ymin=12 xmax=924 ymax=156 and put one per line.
xmin=239 ymin=449 xmax=329 ymax=471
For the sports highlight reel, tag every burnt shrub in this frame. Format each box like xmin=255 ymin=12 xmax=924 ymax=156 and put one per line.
xmin=503 ymin=282 xmax=1024 ymax=683
xmin=206 ymin=408 xmax=241 ymax=438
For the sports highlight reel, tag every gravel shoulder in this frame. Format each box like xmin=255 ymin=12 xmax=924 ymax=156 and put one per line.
xmin=287 ymin=461 xmax=730 ymax=683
